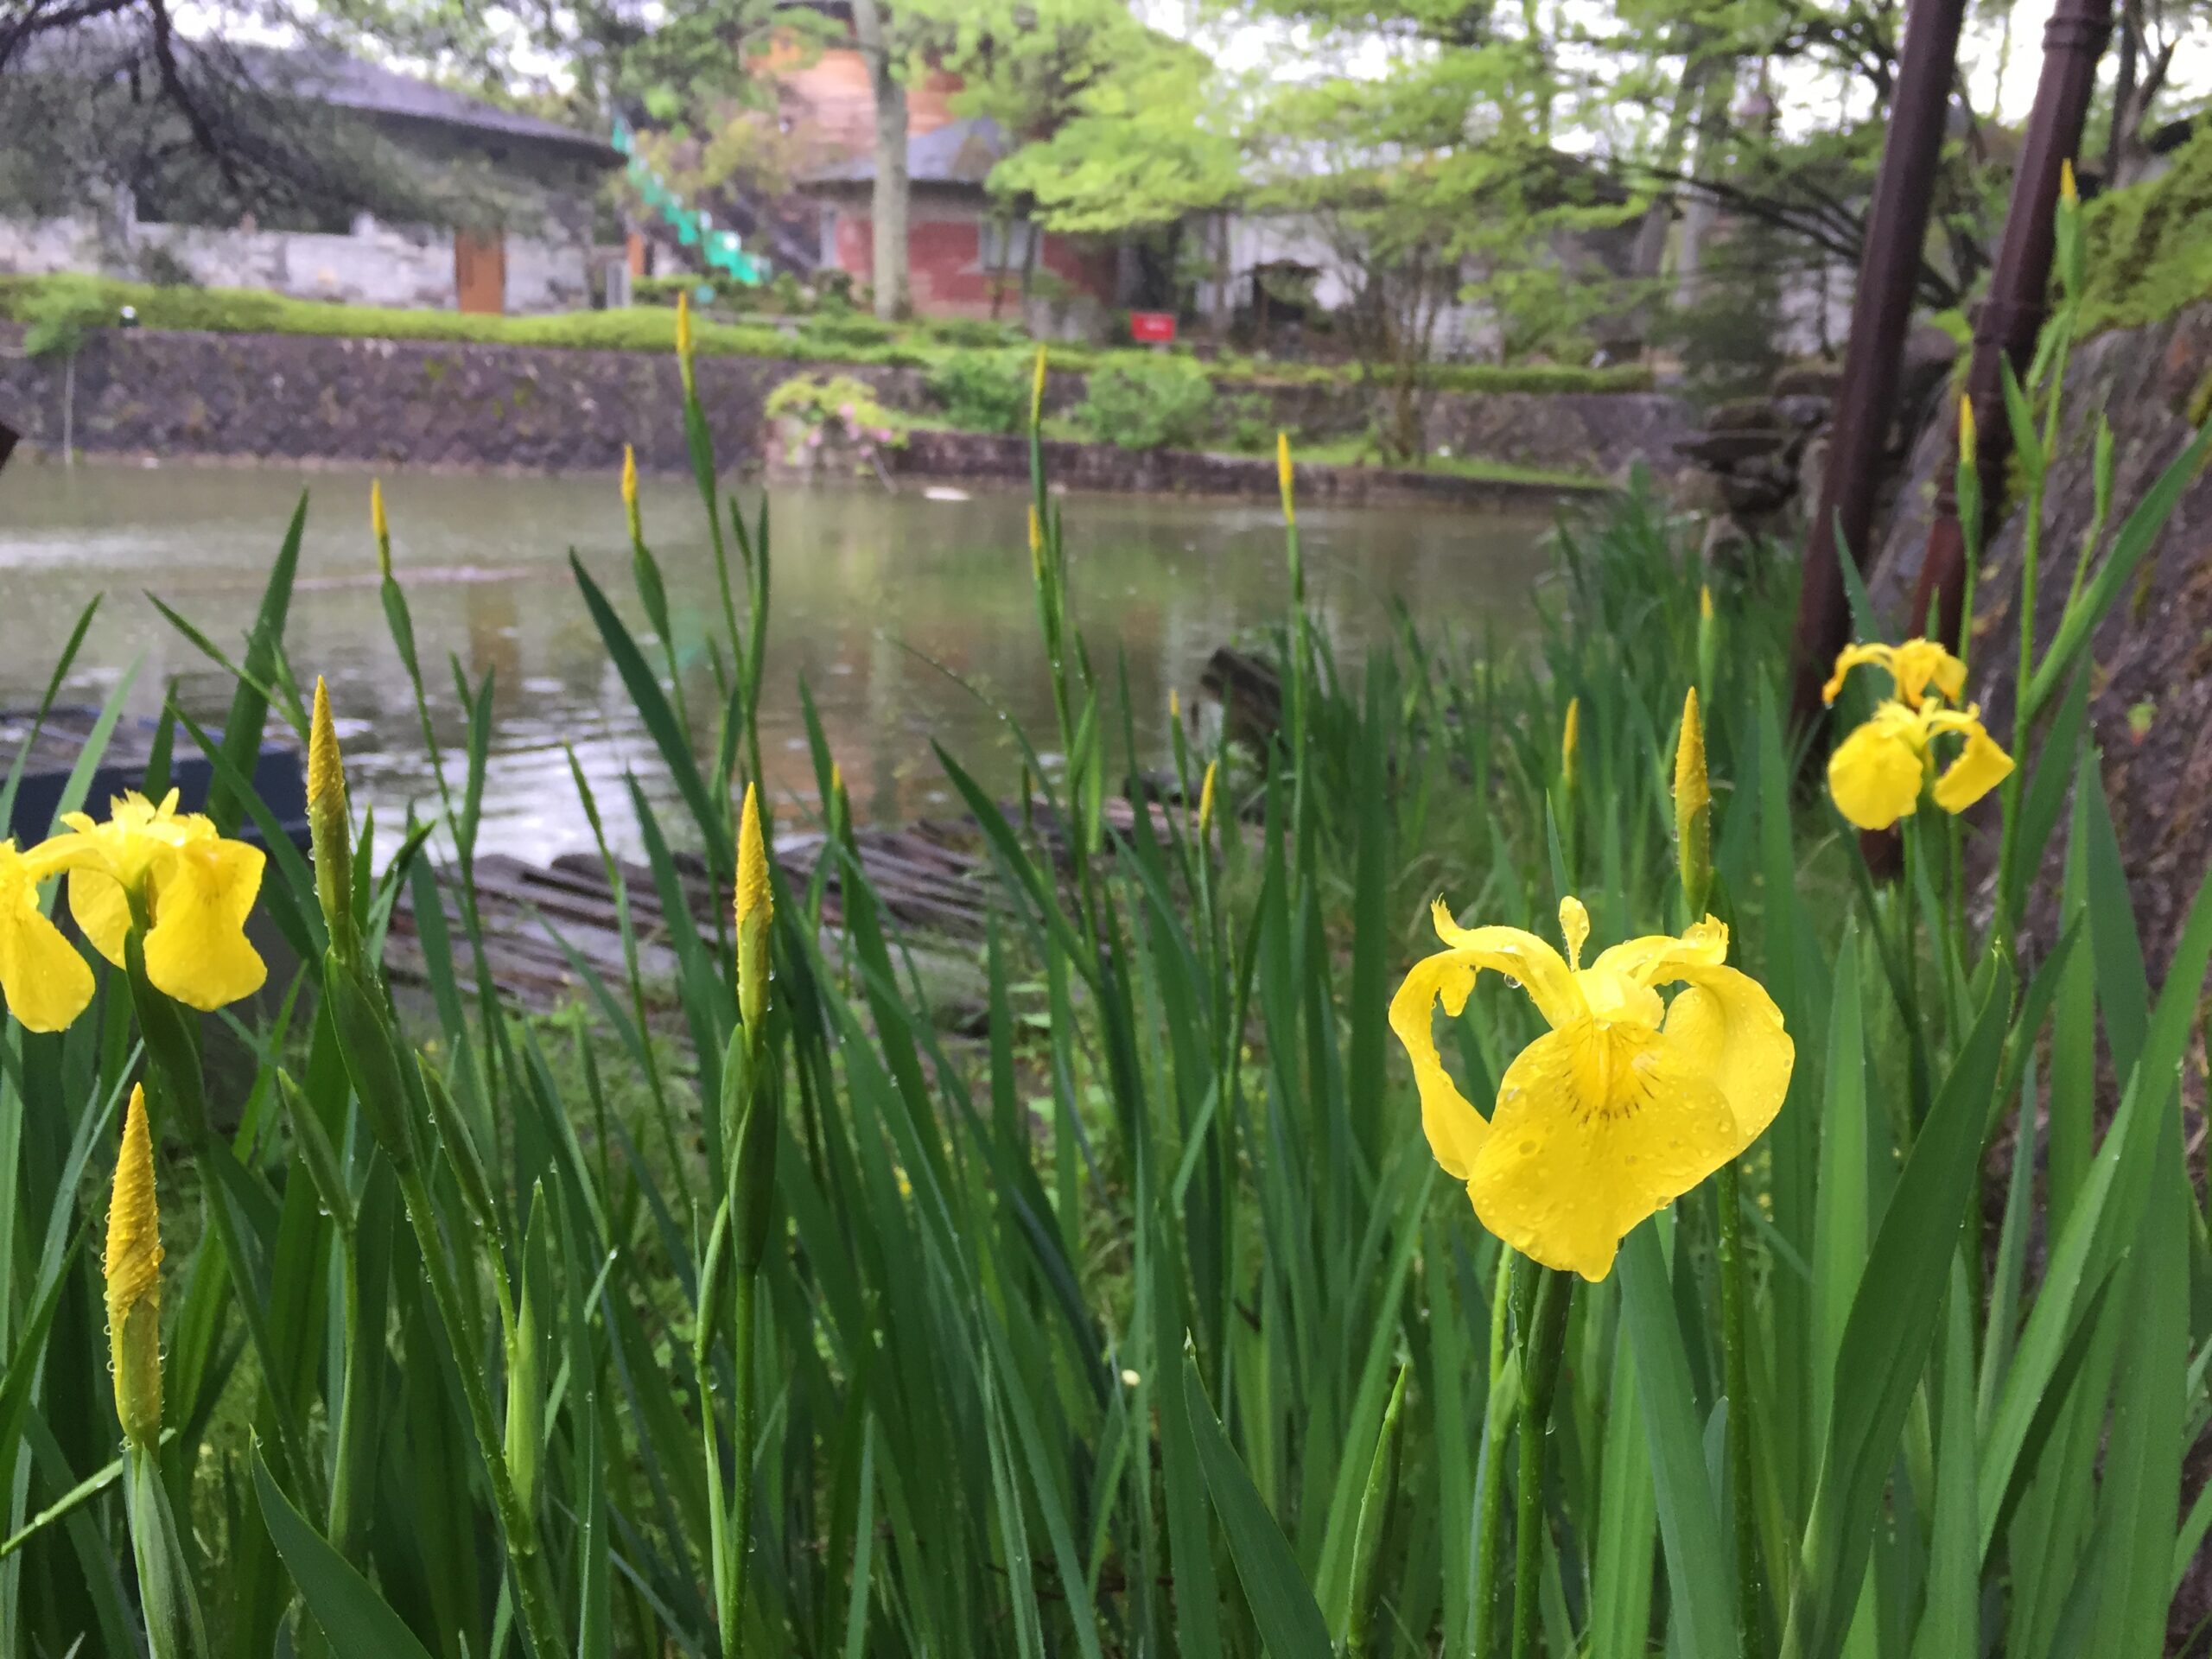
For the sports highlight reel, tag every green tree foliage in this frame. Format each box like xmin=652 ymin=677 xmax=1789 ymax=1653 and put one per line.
xmin=957 ymin=13 xmax=1243 ymax=238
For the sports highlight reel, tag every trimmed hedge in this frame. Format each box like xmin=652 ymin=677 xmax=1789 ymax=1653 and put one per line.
xmin=0 ymin=272 xmax=1658 ymax=395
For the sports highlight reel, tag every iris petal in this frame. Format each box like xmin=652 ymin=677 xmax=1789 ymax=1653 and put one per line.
xmin=1388 ymin=952 xmax=1491 ymax=1180
xmin=1661 ymin=968 xmax=1794 ymax=1143
xmin=0 ymin=846 xmax=94 ymax=1033
xmin=1587 ymin=918 xmax=1728 ymax=989
xmin=1930 ymin=723 xmax=2013 ymax=815
xmin=1827 ymin=712 xmax=1926 ymax=830
xmin=67 ymin=869 xmax=132 ymax=969
xmin=143 ymin=841 xmax=267 ymax=1012
xmin=1468 ymin=1018 xmax=1741 ymax=1281
xmin=1426 ymin=902 xmax=1582 ymax=1030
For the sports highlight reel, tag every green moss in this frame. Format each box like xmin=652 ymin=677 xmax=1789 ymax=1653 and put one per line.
xmin=1292 ymin=435 xmax=1606 ymax=490
xmin=2080 ymin=126 xmax=2212 ymax=334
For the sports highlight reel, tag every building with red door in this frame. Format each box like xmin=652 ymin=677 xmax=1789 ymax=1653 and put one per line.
xmin=801 ymin=117 xmax=1119 ymax=326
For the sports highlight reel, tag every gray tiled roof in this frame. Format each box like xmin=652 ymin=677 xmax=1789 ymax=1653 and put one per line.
xmin=276 ymin=48 xmax=620 ymax=163
xmin=16 ymin=23 xmax=617 ymax=165
xmin=807 ymin=116 xmax=1008 ymax=186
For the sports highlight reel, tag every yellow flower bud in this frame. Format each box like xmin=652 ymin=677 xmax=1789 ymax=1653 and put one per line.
xmin=308 ymin=677 xmax=356 ymax=964
xmin=621 ymin=444 xmax=642 ymax=547
xmin=676 ymin=291 xmax=696 ymax=397
xmin=308 ymin=677 xmax=345 ymax=820
xmin=2060 ymin=158 xmax=2077 ymax=207
xmin=1700 ymin=584 xmax=1713 ymax=622
xmin=1031 ymin=345 xmax=1048 ymax=428
xmin=370 ymin=479 xmax=391 ymax=579
xmin=1959 ymin=394 xmax=1977 ymax=457
xmin=735 ymin=782 xmax=772 ymax=1039
xmin=1675 ymin=687 xmax=1712 ymax=910
xmin=1561 ymin=696 xmax=1581 ymax=789
xmin=1276 ymin=431 xmax=1295 ymax=526
xmin=1168 ymin=688 xmax=1180 ymax=723
xmin=1197 ymin=760 xmax=1217 ymax=839
xmin=105 ymin=1084 xmax=164 ymax=1448
xmin=1675 ymin=688 xmax=1709 ymax=822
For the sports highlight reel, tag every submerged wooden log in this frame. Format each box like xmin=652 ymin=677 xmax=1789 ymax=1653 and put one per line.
xmin=1198 ymin=646 xmax=1283 ymax=754
xmin=385 ymin=793 xmax=1178 ymax=1018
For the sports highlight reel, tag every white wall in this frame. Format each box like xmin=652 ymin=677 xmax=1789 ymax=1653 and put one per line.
xmin=0 ymin=212 xmax=594 ymax=315
xmin=1194 ymin=212 xmax=1501 ymax=361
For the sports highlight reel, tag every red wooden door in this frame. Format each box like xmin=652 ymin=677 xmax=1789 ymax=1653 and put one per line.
xmin=454 ymin=230 xmax=507 ymax=315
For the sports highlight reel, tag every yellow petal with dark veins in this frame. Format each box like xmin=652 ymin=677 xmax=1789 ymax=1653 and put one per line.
xmin=1468 ymin=1018 xmax=1741 ymax=1281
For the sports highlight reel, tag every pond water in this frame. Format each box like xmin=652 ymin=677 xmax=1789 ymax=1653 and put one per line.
xmin=0 ymin=459 xmax=1560 ymax=862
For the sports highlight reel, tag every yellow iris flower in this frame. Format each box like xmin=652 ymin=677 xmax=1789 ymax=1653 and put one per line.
xmin=1821 ymin=639 xmax=2014 ymax=833
xmin=1390 ymin=895 xmax=1794 ymax=1281
xmin=0 ymin=836 xmax=101 ymax=1033
xmin=60 ymin=791 xmax=268 ymax=1012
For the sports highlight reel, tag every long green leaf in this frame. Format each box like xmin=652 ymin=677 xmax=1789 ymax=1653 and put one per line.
xmin=1184 ymin=1355 xmax=1333 ymax=1659
xmin=1781 ymin=956 xmax=2012 ymax=1659
xmin=253 ymin=1446 xmax=437 ymax=1659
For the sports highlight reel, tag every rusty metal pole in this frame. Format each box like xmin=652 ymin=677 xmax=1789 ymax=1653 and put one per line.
xmin=1910 ymin=0 xmax=2113 ymax=647
xmin=1787 ymin=0 xmax=1972 ymax=732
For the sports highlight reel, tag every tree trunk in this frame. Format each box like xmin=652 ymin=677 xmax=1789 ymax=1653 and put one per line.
xmin=1629 ymin=63 xmax=1697 ymax=282
xmin=1674 ymin=58 xmax=1737 ymax=310
xmin=2103 ymin=0 xmax=2138 ymax=185
xmin=851 ymin=0 xmax=910 ymax=321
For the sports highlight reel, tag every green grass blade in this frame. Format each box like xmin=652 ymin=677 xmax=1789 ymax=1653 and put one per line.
xmin=1782 ymin=957 xmax=2013 ymax=1659
xmin=1184 ymin=1353 xmax=1334 ymax=1659
xmin=1617 ymin=1218 xmax=1735 ymax=1659
xmin=254 ymin=1446 xmax=437 ymax=1659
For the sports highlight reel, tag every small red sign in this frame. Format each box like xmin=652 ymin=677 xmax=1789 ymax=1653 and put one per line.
xmin=1128 ymin=310 xmax=1178 ymax=344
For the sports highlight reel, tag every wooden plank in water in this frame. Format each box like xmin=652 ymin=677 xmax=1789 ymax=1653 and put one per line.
xmin=385 ymin=794 xmax=1170 ymax=1014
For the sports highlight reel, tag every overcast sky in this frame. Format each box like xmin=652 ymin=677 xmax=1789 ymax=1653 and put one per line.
xmin=1143 ymin=0 xmax=2211 ymax=137
xmin=190 ymin=0 xmax=2212 ymax=143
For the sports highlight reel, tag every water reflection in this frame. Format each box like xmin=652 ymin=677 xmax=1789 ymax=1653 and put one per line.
xmin=0 ymin=459 xmax=1557 ymax=862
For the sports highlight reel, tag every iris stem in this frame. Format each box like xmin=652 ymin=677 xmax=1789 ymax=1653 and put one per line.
xmin=394 ymin=1164 xmax=568 ymax=1659
xmin=1717 ymin=1161 xmax=1760 ymax=1657
xmin=724 ymin=1265 xmax=760 ymax=1659
xmin=1474 ymin=1250 xmax=1515 ymax=1658
xmin=1510 ymin=1267 xmax=1573 ymax=1659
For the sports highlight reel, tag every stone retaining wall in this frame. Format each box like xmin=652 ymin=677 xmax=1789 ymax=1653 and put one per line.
xmin=893 ymin=428 xmax=1605 ymax=505
xmin=0 ymin=324 xmax=1691 ymax=481
xmin=1250 ymin=378 xmax=1695 ymax=478
xmin=0 ymin=326 xmax=924 ymax=474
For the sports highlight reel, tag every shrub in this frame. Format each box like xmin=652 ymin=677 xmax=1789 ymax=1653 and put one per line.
xmin=1217 ymin=391 xmax=1275 ymax=453
xmin=796 ymin=311 xmax=899 ymax=352
xmin=19 ymin=281 xmax=111 ymax=359
xmin=763 ymin=372 xmax=907 ymax=471
xmin=925 ymin=347 xmax=1032 ymax=433
xmin=921 ymin=315 xmax=1024 ymax=350
xmin=1076 ymin=354 xmax=1215 ymax=450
